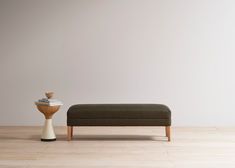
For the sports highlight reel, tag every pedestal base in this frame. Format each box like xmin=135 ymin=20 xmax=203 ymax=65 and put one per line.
xmin=41 ymin=138 xmax=56 ymax=142
xmin=41 ymin=119 xmax=56 ymax=141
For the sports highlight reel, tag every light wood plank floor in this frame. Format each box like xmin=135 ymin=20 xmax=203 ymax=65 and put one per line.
xmin=0 ymin=126 xmax=235 ymax=168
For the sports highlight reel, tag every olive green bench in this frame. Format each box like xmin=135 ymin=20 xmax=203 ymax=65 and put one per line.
xmin=67 ymin=104 xmax=171 ymax=141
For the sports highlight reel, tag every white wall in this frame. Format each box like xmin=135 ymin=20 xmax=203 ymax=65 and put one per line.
xmin=0 ymin=0 xmax=235 ymax=126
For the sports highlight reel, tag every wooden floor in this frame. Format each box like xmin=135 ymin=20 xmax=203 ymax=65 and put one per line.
xmin=0 ymin=126 xmax=235 ymax=168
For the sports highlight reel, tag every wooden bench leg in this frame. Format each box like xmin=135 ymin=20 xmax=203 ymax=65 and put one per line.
xmin=71 ymin=126 xmax=73 ymax=138
xmin=67 ymin=126 xmax=72 ymax=141
xmin=165 ymin=126 xmax=171 ymax=142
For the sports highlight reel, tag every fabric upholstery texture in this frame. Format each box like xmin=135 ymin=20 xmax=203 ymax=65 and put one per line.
xmin=67 ymin=104 xmax=171 ymax=126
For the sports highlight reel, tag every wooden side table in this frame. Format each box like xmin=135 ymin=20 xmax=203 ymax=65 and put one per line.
xmin=36 ymin=104 xmax=60 ymax=141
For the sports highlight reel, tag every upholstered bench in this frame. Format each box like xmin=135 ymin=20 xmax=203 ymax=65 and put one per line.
xmin=67 ymin=104 xmax=171 ymax=141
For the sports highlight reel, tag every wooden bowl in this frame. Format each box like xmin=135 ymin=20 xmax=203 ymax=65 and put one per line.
xmin=45 ymin=92 xmax=54 ymax=99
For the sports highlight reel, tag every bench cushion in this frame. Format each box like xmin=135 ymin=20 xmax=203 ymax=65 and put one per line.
xmin=67 ymin=104 xmax=171 ymax=126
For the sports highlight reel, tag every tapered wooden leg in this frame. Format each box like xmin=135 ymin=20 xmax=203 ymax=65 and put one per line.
xmin=71 ymin=126 xmax=73 ymax=139
xmin=67 ymin=126 xmax=72 ymax=141
xmin=165 ymin=126 xmax=171 ymax=142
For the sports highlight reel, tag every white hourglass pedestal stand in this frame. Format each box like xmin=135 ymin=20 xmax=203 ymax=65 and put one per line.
xmin=41 ymin=119 xmax=56 ymax=141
